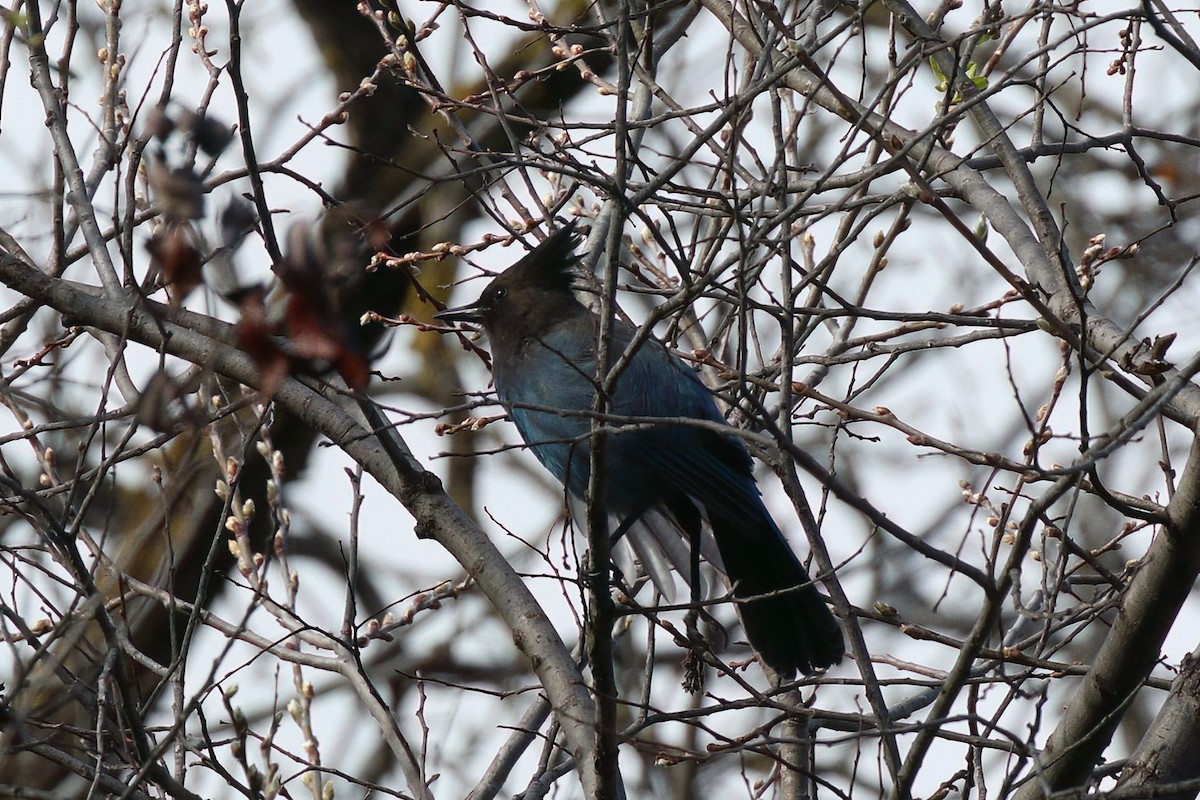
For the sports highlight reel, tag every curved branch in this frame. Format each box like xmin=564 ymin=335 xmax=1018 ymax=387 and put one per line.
xmin=0 ymin=254 xmax=600 ymax=800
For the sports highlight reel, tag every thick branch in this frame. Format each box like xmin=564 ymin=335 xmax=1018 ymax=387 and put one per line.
xmin=1013 ymin=435 xmax=1200 ymax=798
xmin=1117 ymin=645 xmax=1200 ymax=800
xmin=0 ymin=254 xmax=600 ymax=800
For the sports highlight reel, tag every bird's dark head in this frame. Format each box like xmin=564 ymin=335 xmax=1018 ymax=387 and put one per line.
xmin=436 ymin=221 xmax=584 ymax=334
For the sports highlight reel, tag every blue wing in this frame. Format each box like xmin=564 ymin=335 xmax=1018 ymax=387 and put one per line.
xmin=493 ymin=314 xmax=771 ymax=536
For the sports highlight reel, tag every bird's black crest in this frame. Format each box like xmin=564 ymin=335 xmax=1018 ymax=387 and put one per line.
xmin=505 ymin=220 xmax=582 ymax=291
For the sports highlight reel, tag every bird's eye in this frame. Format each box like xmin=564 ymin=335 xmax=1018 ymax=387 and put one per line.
xmin=492 ymin=287 xmax=507 ymax=302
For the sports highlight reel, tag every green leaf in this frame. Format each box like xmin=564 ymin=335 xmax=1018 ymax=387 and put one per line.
xmin=929 ymin=57 xmax=950 ymax=93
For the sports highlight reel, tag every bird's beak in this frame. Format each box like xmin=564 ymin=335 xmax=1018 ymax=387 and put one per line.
xmin=435 ymin=302 xmax=485 ymax=325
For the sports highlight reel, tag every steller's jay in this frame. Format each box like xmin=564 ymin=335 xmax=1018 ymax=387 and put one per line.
xmin=437 ymin=223 xmax=844 ymax=677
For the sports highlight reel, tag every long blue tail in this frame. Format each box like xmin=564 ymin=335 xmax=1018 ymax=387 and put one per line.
xmin=708 ymin=508 xmax=844 ymax=676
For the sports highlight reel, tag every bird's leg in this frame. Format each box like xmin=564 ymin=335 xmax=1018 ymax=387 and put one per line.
xmin=661 ymin=496 xmax=703 ymax=608
xmin=605 ymin=505 xmax=651 ymax=598
xmin=608 ymin=511 xmax=641 ymax=546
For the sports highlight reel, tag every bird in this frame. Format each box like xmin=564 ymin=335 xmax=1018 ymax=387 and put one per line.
xmin=437 ymin=222 xmax=844 ymax=677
